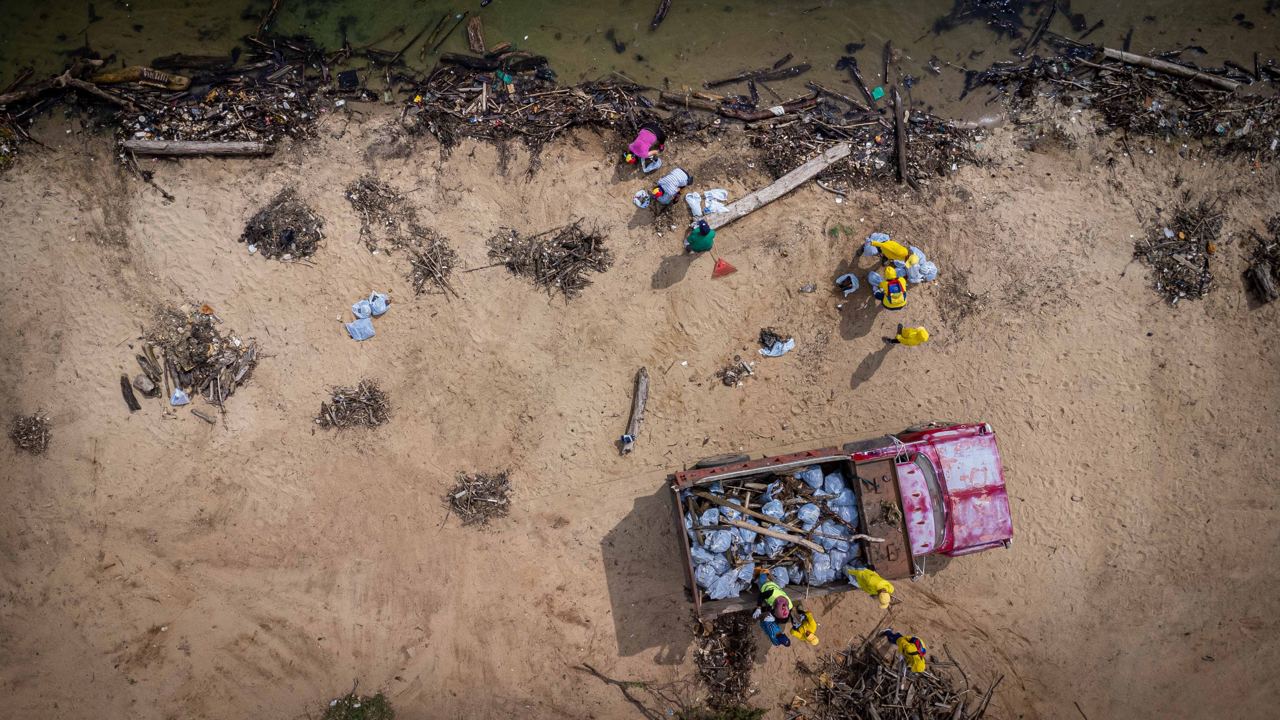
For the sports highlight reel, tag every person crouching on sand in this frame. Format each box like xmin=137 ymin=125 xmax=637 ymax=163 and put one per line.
xmin=624 ymin=122 xmax=666 ymax=173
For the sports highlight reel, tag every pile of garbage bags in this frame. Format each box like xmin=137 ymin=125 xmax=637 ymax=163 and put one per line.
xmin=683 ymin=466 xmax=864 ymax=600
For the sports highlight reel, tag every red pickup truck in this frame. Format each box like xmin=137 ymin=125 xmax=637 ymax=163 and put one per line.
xmin=670 ymin=422 xmax=1013 ymax=616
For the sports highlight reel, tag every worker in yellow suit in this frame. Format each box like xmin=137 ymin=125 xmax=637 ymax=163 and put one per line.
xmin=884 ymin=324 xmax=929 ymax=347
xmin=882 ymin=629 xmax=928 ymax=673
xmin=874 ymin=267 xmax=908 ymax=310
xmin=847 ymin=567 xmax=894 ymax=609
xmin=788 ymin=604 xmax=820 ymax=646
xmin=864 ymin=235 xmax=923 ymax=268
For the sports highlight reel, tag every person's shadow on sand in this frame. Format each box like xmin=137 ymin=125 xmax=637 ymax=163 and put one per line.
xmin=652 ymin=253 xmax=697 ymax=289
xmin=851 ymin=344 xmax=893 ymax=390
xmin=839 ymin=295 xmax=881 ymax=341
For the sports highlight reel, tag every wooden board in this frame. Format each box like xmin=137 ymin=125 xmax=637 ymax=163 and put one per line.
xmin=854 ymin=458 xmax=914 ymax=579
xmin=705 ymin=142 xmax=852 ymax=231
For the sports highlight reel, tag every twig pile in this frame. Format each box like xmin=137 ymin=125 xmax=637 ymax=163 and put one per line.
xmin=9 ymin=412 xmax=51 ymax=454
xmin=802 ymin=636 xmax=1001 ymax=720
xmin=346 ymin=176 xmax=417 ymax=253
xmin=693 ymin=611 xmax=757 ymax=709
xmin=967 ymin=42 xmax=1280 ymax=159
xmin=316 ymin=380 xmax=391 ymax=429
xmin=406 ymin=62 xmax=659 ymax=157
xmin=444 ymin=470 xmax=511 ymax=526
xmin=1245 ymin=215 xmax=1280 ymax=303
xmin=407 ymin=230 xmax=461 ymax=297
xmin=138 ymin=304 xmax=258 ymax=412
xmin=487 ymin=221 xmax=613 ymax=299
xmin=1135 ymin=195 xmax=1225 ymax=304
xmin=240 ymin=188 xmax=325 ymax=260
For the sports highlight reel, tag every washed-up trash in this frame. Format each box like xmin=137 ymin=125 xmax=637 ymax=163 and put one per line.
xmin=760 ymin=338 xmax=795 ymax=357
xmin=170 ymin=388 xmax=190 ymax=406
xmin=633 ymin=189 xmax=652 ymax=208
xmin=345 ymin=317 xmax=376 ymax=341
xmin=836 ymin=273 xmax=860 ymax=297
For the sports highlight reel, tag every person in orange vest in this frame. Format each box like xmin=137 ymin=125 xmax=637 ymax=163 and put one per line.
xmin=882 ymin=629 xmax=928 ymax=673
xmin=884 ymin=324 xmax=929 ymax=346
xmin=873 ymin=267 xmax=908 ymax=310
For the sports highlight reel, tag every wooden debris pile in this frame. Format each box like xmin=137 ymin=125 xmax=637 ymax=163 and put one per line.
xmin=137 ymin=304 xmax=258 ymax=412
xmin=800 ymin=635 xmax=1001 ymax=720
xmin=1135 ymin=195 xmax=1225 ymax=304
xmin=9 ymin=412 xmax=51 ymax=455
xmin=487 ymin=220 xmax=613 ymax=299
xmin=967 ymin=41 xmax=1280 ymax=159
xmin=693 ymin=611 xmax=757 ymax=710
xmin=406 ymin=59 xmax=659 ymax=155
xmin=316 ymin=379 xmax=391 ymax=429
xmin=1246 ymin=215 xmax=1280 ymax=303
xmin=240 ymin=188 xmax=325 ymax=260
xmin=445 ymin=470 xmax=511 ymax=526
xmin=407 ymin=230 xmax=461 ymax=297
xmin=321 ymin=691 xmax=394 ymax=720
xmin=346 ymin=175 xmax=459 ymax=295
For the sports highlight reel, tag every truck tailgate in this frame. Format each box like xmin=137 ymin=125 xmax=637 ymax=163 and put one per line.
xmin=855 ymin=458 xmax=915 ymax=579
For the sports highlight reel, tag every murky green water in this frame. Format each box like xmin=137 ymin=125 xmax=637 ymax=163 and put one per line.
xmin=2 ymin=1 xmax=1276 ymax=120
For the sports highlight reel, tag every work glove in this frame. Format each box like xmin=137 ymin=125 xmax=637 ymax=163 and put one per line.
xmin=751 ymin=608 xmax=762 ymax=619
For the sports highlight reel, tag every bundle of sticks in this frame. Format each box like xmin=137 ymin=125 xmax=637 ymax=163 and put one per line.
xmin=800 ymin=631 xmax=1002 ymax=720
xmin=444 ymin=471 xmax=511 ymax=526
xmin=316 ymin=379 xmax=391 ymax=429
xmin=1246 ymin=215 xmax=1280 ymax=304
xmin=9 ymin=412 xmax=51 ymax=455
xmin=1134 ymin=194 xmax=1224 ymax=304
xmin=486 ymin=220 xmax=613 ymax=299
xmin=406 ymin=60 xmax=659 ymax=155
xmin=346 ymin=175 xmax=460 ymax=295
xmin=693 ymin=611 xmax=757 ymax=710
xmin=407 ymin=230 xmax=460 ymax=297
xmin=135 ymin=305 xmax=258 ymax=413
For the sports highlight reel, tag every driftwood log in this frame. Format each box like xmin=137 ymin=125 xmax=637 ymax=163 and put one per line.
xmin=650 ymin=0 xmax=672 ymax=30
xmin=722 ymin=517 xmax=827 ymax=554
xmin=1101 ymin=47 xmax=1241 ymax=92
xmin=891 ymin=86 xmax=920 ymax=192
xmin=1246 ymin=261 xmax=1279 ymax=303
xmin=466 ymin=16 xmax=486 ymax=54
xmin=706 ymin=142 xmax=852 ymax=230
xmin=121 ymin=139 xmax=273 ymax=156
xmin=620 ymin=367 xmax=649 ymax=455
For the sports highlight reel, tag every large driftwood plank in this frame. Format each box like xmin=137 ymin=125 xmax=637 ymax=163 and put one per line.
xmin=121 ymin=140 xmax=273 ymax=156
xmin=706 ymin=142 xmax=852 ymax=230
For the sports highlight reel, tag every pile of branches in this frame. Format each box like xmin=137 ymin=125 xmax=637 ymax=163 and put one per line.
xmin=1246 ymin=215 xmax=1280 ymax=303
xmin=406 ymin=58 xmax=660 ymax=156
xmin=346 ymin=175 xmax=459 ymax=295
xmin=487 ymin=220 xmax=613 ymax=299
xmin=444 ymin=470 xmax=511 ymax=526
xmin=801 ymin=635 xmax=1001 ymax=720
xmin=240 ymin=188 xmax=325 ymax=260
xmin=316 ymin=379 xmax=391 ymax=429
xmin=137 ymin=304 xmax=258 ymax=412
xmin=967 ymin=40 xmax=1280 ymax=159
xmin=1135 ymin=195 xmax=1225 ymax=304
xmin=746 ymin=101 xmax=976 ymax=187
xmin=9 ymin=412 xmax=51 ymax=455
xmin=693 ymin=611 xmax=757 ymax=709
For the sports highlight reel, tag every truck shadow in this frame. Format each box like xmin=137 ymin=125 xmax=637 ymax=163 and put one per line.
xmin=601 ymin=484 xmax=692 ymax=664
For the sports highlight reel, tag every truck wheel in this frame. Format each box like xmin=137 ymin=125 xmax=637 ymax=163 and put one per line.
xmin=902 ymin=420 xmax=960 ymax=434
xmin=693 ymin=453 xmax=750 ymax=469
xmin=918 ymin=554 xmax=952 ymax=577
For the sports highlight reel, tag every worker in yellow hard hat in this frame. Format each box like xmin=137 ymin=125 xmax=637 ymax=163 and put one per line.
xmin=884 ymin=324 xmax=929 ymax=347
xmin=847 ymin=566 xmax=894 ymax=609
xmin=874 ymin=267 xmax=908 ymax=310
xmin=882 ymin=629 xmax=928 ymax=673
xmin=788 ymin=603 xmax=820 ymax=646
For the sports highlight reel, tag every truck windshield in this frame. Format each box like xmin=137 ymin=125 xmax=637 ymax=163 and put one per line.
xmin=914 ymin=454 xmax=947 ymax=549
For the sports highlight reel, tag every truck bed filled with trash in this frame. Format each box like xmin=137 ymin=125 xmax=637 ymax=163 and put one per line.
xmin=672 ymin=451 xmax=915 ymax=616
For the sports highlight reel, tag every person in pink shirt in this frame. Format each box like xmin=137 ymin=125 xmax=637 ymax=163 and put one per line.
xmin=623 ymin=122 xmax=666 ymax=173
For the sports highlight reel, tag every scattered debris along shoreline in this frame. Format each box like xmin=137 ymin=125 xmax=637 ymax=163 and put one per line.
xmin=445 ymin=470 xmax=511 ymax=526
xmin=800 ymin=631 xmax=1002 ymax=720
xmin=966 ymin=39 xmax=1280 ymax=159
xmin=1246 ymin=215 xmax=1280 ymax=303
xmin=240 ymin=188 xmax=325 ymax=260
xmin=316 ymin=379 xmax=391 ymax=429
xmin=694 ymin=611 xmax=756 ymax=709
xmin=487 ymin=221 xmax=613 ymax=299
xmin=1135 ymin=195 xmax=1225 ymax=304
xmin=9 ymin=412 xmax=51 ymax=455
xmin=138 ymin=304 xmax=258 ymax=413
xmin=346 ymin=175 xmax=459 ymax=295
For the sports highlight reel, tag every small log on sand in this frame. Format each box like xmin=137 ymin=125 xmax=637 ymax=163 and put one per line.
xmin=121 ymin=140 xmax=274 ymax=156
xmin=706 ymin=142 xmax=852 ymax=230
xmin=1101 ymin=47 xmax=1240 ymax=91
xmin=620 ymin=367 xmax=649 ymax=455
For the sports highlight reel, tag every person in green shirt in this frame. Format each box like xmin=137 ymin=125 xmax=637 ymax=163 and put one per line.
xmin=686 ymin=220 xmax=715 ymax=253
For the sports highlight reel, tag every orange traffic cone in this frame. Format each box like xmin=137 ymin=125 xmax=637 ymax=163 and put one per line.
xmin=712 ymin=257 xmax=737 ymax=278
